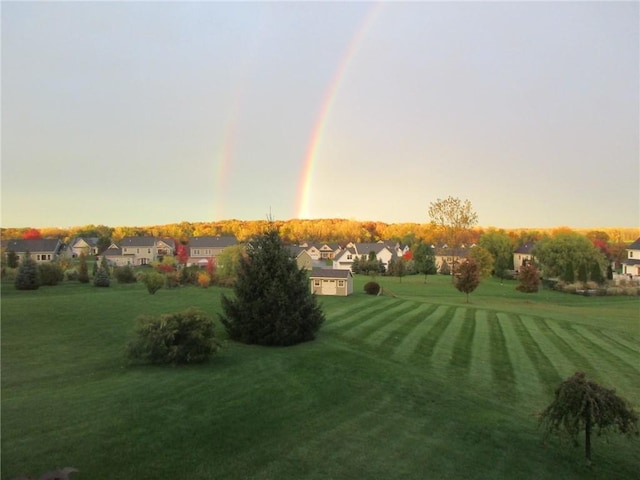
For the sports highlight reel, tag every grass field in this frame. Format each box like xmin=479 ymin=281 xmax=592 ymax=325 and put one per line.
xmin=1 ymin=274 xmax=639 ymax=479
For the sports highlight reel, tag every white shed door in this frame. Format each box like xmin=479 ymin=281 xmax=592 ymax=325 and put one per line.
xmin=323 ymin=279 xmax=337 ymax=295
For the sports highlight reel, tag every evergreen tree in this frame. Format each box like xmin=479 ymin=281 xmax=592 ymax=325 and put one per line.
xmin=14 ymin=252 xmax=40 ymax=290
xmin=351 ymin=256 xmax=361 ymax=274
xmin=590 ymin=260 xmax=604 ymax=284
xmin=7 ymin=250 xmax=18 ymax=269
xmin=220 ymin=227 xmax=325 ymax=346
xmin=562 ymin=260 xmax=575 ymax=283
xmin=577 ymin=262 xmax=589 ymax=283
xmin=94 ymin=268 xmax=110 ymax=287
xmin=100 ymin=255 xmax=110 ymax=277
xmin=78 ymin=253 xmax=90 ymax=283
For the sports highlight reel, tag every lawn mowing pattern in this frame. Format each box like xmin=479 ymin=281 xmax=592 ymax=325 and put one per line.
xmin=326 ymin=299 xmax=639 ymax=404
xmin=3 ymin=279 xmax=640 ymax=480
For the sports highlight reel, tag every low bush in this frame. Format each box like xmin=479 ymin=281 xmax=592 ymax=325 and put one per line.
xmin=142 ymin=272 xmax=164 ymax=295
xmin=114 ymin=265 xmax=137 ymax=284
xmin=38 ymin=262 xmax=64 ymax=286
xmin=197 ymin=271 xmax=211 ymax=288
xmin=127 ymin=308 xmax=220 ymax=365
xmin=66 ymin=269 xmax=79 ymax=281
xmin=165 ymin=271 xmax=180 ymax=289
xmin=364 ymin=281 xmax=381 ymax=295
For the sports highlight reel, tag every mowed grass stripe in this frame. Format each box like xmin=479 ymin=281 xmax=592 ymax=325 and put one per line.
xmin=340 ymin=302 xmax=421 ymax=340
xmin=590 ymin=329 xmax=640 ymax=355
xmin=467 ymin=310 xmax=494 ymax=392
xmin=364 ymin=303 xmax=436 ymax=349
xmin=488 ymin=313 xmax=517 ymax=400
xmin=548 ymin=322 xmax=640 ymax=398
xmin=449 ymin=307 xmax=476 ymax=370
xmin=497 ymin=313 xmax=547 ymax=406
xmin=525 ymin=316 xmax=596 ymax=375
xmin=391 ymin=306 xmax=451 ymax=363
xmin=406 ymin=307 xmax=456 ymax=364
xmin=325 ymin=299 xmax=404 ymax=331
xmin=572 ymin=325 xmax=640 ymax=374
xmin=429 ymin=307 xmax=468 ymax=372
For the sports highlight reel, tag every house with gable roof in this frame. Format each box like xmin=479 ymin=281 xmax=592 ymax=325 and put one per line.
xmin=3 ymin=238 xmax=64 ymax=264
xmin=69 ymin=237 xmax=100 ymax=257
xmin=98 ymin=236 xmax=175 ymax=266
xmin=621 ymin=237 xmax=640 ymax=277
xmin=513 ymin=242 xmax=535 ymax=273
xmin=286 ymin=246 xmax=314 ymax=271
xmin=187 ymin=236 xmax=238 ymax=266
xmin=332 ymin=241 xmax=397 ymax=272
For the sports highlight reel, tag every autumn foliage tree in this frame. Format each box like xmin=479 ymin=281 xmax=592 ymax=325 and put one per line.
xmin=516 ymin=263 xmax=540 ymax=293
xmin=454 ymin=259 xmax=480 ymax=303
xmin=539 ymin=372 xmax=638 ymax=466
xmin=22 ymin=228 xmax=42 ymax=240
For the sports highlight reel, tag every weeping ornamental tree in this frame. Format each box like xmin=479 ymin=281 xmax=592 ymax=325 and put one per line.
xmin=539 ymin=372 xmax=638 ymax=466
xmin=220 ymin=227 xmax=325 ymax=346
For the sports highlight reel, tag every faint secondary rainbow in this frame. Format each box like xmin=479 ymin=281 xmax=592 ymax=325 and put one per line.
xmin=296 ymin=3 xmax=384 ymax=219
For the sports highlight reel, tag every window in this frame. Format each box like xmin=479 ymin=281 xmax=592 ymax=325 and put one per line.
xmin=338 ymin=281 xmax=344 ymax=287
xmin=148 ymin=249 xmax=151 ymax=254
xmin=631 ymin=252 xmax=634 ymax=258
xmin=314 ymin=280 xmax=320 ymax=286
xmin=36 ymin=254 xmax=41 ymax=260
xmin=347 ymin=254 xmax=352 ymax=260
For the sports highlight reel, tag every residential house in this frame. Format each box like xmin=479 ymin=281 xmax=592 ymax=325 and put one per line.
xmin=621 ymin=237 xmax=640 ymax=277
xmin=333 ymin=242 xmax=397 ymax=271
xmin=513 ymin=242 xmax=535 ymax=273
xmin=69 ymin=237 xmax=99 ymax=257
xmin=98 ymin=237 xmax=175 ymax=266
xmin=188 ymin=236 xmax=238 ymax=266
xmin=433 ymin=244 xmax=473 ymax=273
xmin=286 ymin=246 xmax=314 ymax=271
xmin=310 ymin=268 xmax=353 ymax=296
xmin=301 ymin=242 xmax=341 ymax=262
xmin=3 ymin=238 xmax=64 ymax=264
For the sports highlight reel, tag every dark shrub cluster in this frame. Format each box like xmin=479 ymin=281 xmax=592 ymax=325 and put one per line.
xmin=364 ymin=281 xmax=381 ymax=295
xmin=38 ymin=262 xmax=64 ymax=286
xmin=127 ymin=308 xmax=220 ymax=365
xmin=114 ymin=265 xmax=137 ymax=283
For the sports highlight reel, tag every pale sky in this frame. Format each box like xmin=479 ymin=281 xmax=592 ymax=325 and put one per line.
xmin=2 ymin=1 xmax=638 ymax=229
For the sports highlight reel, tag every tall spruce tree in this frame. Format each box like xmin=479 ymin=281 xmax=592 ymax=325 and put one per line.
xmin=220 ymin=227 xmax=325 ymax=346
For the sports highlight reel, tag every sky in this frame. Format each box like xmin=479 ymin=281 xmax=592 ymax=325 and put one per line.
xmin=2 ymin=1 xmax=638 ymax=229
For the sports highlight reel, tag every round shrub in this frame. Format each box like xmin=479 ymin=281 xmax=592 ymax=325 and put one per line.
xmin=364 ymin=281 xmax=381 ymax=295
xmin=114 ymin=265 xmax=137 ymax=284
xmin=127 ymin=308 xmax=220 ymax=365
xmin=142 ymin=271 xmax=164 ymax=294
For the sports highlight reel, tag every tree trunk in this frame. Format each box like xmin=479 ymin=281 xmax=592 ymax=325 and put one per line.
xmin=585 ymin=413 xmax=592 ymax=466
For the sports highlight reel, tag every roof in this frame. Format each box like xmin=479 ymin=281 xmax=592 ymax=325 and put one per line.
xmin=286 ymin=245 xmax=308 ymax=257
xmin=621 ymin=258 xmax=640 ymax=266
xmin=309 ymin=268 xmax=352 ymax=279
xmin=189 ymin=236 xmax=238 ymax=248
xmin=627 ymin=238 xmax=640 ymax=250
xmin=102 ymin=247 xmax=124 ymax=256
xmin=3 ymin=238 xmax=62 ymax=253
xmin=514 ymin=242 xmax=535 ymax=254
xmin=119 ymin=237 xmax=157 ymax=247
xmin=71 ymin=237 xmax=99 ymax=247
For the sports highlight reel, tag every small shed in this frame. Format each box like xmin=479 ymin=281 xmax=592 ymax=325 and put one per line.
xmin=310 ymin=268 xmax=353 ymax=296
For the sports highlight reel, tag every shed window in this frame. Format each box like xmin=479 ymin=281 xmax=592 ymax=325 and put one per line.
xmin=314 ymin=280 xmax=320 ymax=286
xmin=338 ymin=281 xmax=344 ymax=286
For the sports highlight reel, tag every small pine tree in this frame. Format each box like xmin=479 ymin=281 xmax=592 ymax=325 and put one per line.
xmin=351 ymin=256 xmax=361 ymax=274
xmin=94 ymin=268 xmax=110 ymax=287
xmin=589 ymin=261 xmax=604 ymax=284
xmin=454 ymin=259 xmax=480 ymax=303
xmin=562 ymin=260 xmax=575 ymax=283
xmin=577 ymin=262 xmax=589 ymax=284
xmin=7 ymin=250 xmax=18 ymax=268
xmin=99 ymin=255 xmax=110 ymax=277
xmin=516 ymin=263 xmax=541 ymax=293
xmin=14 ymin=253 xmax=40 ymax=290
xmin=220 ymin=227 xmax=325 ymax=346
xmin=78 ymin=253 xmax=90 ymax=283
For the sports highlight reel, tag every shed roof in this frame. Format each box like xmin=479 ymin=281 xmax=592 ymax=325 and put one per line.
xmin=309 ymin=268 xmax=352 ymax=279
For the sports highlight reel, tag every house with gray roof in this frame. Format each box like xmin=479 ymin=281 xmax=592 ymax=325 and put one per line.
xmin=333 ymin=242 xmax=397 ymax=272
xmin=99 ymin=236 xmax=175 ymax=266
xmin=513 ymin=242 xmax=535 ymax=273
xmin=187 ymin=236 xmax=238 ymax=266
xmin=70 ymin=237 xmax=99 ymax=257
xmin=622 ymin=237 xmax=640 ymax=277
xmin=3 ymin=238 xmax=64 ymax=264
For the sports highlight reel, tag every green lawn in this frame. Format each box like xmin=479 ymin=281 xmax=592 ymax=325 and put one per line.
xmin=2 ymin=275 xmax=639 ymax=479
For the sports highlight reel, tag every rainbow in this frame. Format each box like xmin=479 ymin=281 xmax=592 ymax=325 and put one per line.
xmin=296 ymin=3 xmax=384 ymax=219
